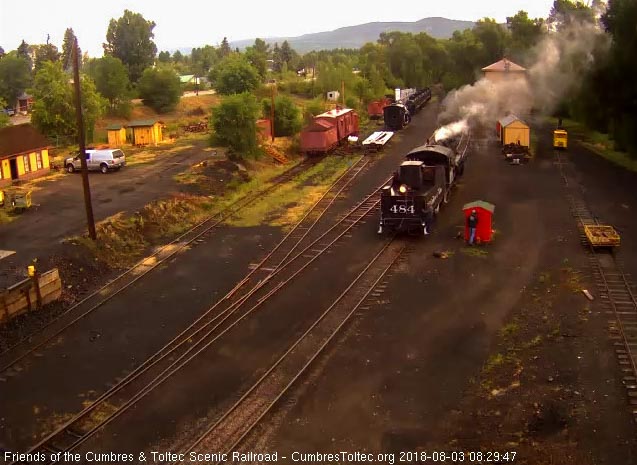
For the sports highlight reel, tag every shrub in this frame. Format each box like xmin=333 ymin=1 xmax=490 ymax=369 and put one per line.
xmin=262 ymin=95 xmax=302 ymax=137
xmin=138 ymin=66 xmax=181 ymax=113
xmin=211 ymin=93 xmax=260 ymax=158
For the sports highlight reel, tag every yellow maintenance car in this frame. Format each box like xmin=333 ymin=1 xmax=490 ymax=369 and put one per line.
xmin=553 ymin=128 xmax=568 ymax=149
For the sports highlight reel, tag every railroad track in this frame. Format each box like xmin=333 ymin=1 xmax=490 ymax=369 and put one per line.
xmin=10 ymin=159 xmax=383 ymax=464
xmin=554 ymin=150 xmax=637 ymax=422
xmin=0 ymin=159 xmax=319 ymax=375
xmin=172 ymin=238 xmax=406 ymax=464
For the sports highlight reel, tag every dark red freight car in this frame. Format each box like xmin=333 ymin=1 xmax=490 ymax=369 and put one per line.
xmin=300 ymin=108 xmax=359 ymax=154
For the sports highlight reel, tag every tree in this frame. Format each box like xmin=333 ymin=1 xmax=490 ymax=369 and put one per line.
xmin=212 ymin=54 xmax=260 ymax=95
xmin=61 ymin=28 xmax=79 ymax=71
xmin=245 ymin=38 xmax=269 ymax=78
xmin=506 ymin=11 xmax=545 ymax=62
xmin=473 ymin=18 xmax=510 ymax=65
xmin=157 ymin=51 xmax=171 ymax=63
xmin=272 ymin=42 xmax=282 ymax=72
xmin=34 ymin=43 xmax=61 ymax=71
xmin=602 ymin=0 xmax=637 ymax=154
xmin=172 ymin=50 xmax=183 ymax=63
xmin=17 ymin=40 xmax=32 ymax=69
xmin=262 ymin=95 xmax=302 ymax=136
xmin=86 ymin=56 xmax=130 ymax=112
xmin=0 ymin=55 xmax=32 ymax=108
xmin=211 ymin=93 xmax=260 ymax=157
xmin=0 ymin=99 xmax=9 ymax=128
xmin=219 ymin=37 xmax=231 ymax=58
xmin=30 ymin=61 xmax=105 ymax=140
xmin=191 ymin=45 xmax=218 ymax=75
xmin=137 ymin=66 xmax=181 ymax=113
xmin=103 ymin=10 xmax=157 ymax=82
xmin=280 ymin=41 xmax=294 ymax=67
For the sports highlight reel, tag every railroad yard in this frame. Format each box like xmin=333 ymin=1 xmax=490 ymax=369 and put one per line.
xmin=0 ymin=98 xmax=636 ymax=465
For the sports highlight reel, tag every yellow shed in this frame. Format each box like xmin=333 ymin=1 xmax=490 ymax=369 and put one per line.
xmin=128 ymin=120 xmax=164 ymax=146
xmin=107 ymin=124 xmax=127 ymax=147
xmin=0 ymin=124 xmax=51 ymax=187
xmin=499 ymin=115 xmax=530 ymax=147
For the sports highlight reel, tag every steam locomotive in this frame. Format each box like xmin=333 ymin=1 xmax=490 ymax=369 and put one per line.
xmin=378 ymin=131 xmax=469 ymax=235
xmin=383 ymin=88 xmax=432 ymax=131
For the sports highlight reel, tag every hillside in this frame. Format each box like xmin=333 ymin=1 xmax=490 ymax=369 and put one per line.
xmin=175 ymin=17 xmax=474 ymax=55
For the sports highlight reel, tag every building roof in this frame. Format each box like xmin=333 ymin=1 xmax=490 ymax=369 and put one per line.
xmin=463 ymin=200 xmax=495 ymax=213
xmin=106 ymin=124 xmax=124 ymax=130
xmin=316 ymin=108 xmax=354 ymax=118
xmin=482 ymin=58 xmax=526 ymax=72
xmin=498 ymin=114 xmax=528 ymax=128
xmin=179 ymin=74 xmax=195 ymax=83
xmin=127 ymin=119 xmax=162 ymax=128
xmin=0 ymin=124 xmax=51 ymax=158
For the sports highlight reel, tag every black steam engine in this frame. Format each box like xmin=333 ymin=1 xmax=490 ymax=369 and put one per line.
xmin=383 ymin=87 xmax=432 ymax=131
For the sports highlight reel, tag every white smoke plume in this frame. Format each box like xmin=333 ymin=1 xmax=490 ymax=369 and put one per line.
xmin=435 ymin=13 xmax=610 ymax=140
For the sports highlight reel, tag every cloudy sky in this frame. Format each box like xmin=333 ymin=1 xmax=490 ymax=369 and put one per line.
xmin=0 ymin=0 xmax=555 ymax=57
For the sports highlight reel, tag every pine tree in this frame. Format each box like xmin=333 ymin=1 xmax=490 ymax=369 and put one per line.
xmin=61 ymin=28 xmax=78 ymax=71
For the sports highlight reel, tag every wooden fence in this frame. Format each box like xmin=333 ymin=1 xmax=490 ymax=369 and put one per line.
xmin=0 ymin=268 xmax=62 ymax=323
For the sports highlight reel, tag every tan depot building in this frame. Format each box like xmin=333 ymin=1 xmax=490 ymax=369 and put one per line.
xmin=482 ymin=58 xmax=527 ymax=84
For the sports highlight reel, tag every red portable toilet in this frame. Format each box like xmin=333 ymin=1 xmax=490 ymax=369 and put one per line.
xmin=463 ymin=201 xmax=495 ymax=243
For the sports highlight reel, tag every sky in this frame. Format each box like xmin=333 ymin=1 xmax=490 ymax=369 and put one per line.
xmin=0 ymin=0 xmax=555 ymax=57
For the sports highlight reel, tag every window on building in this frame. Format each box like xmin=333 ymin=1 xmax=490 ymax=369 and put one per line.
xmin=35 ymin=152 xmax=43 ymax=170
xmin=23 ymin=155 xmax=31 ymax=173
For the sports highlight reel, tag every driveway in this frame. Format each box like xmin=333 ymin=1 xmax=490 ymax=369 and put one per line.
xmin=0 ymin=138 xmax=215 ymax=282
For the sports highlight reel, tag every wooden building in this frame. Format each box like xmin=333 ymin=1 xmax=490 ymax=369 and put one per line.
xmin=0 ymin=124 xmax=51 ymax=187
xmin=498 ymin=114 xmax=530 ymax=147
xmin=106 ymin=124 xmax=127 ymax=147
xmin=482 ymin=58 xmax=527 ymax=84
xmin=128 ymin=120 xmax=164 ymax=146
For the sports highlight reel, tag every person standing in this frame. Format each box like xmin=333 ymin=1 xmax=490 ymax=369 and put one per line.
xmin=467 ymin=209 xmax=478 ymax=245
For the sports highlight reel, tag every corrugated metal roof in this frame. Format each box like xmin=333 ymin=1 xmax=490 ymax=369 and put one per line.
xmin=106 ymin=124 xmax=123 ymax=130
xmin=127 ymin=119 xmax=161 ymax=127
xmin=482 ymin=58 xmax=526 ymax=72
xmin=0 ymin=124 xmax=51 ymax=158
xmin=316 ymin=108 xmax=353 ymax=118
xmin=498 ymin=114 xmax=528 ymax=128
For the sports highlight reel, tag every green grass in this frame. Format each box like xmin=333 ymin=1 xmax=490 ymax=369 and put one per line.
xmin=547 ymin=116 xmax=637 ymax=172
xmin=224 ymin=155 xmax=357 ymax=228
xmin=461 ymin=247 xmax=489 ymax=258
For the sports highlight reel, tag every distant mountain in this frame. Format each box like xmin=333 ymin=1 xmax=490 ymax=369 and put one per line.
xmin=173 ymin=17 xmax=474 ymax=55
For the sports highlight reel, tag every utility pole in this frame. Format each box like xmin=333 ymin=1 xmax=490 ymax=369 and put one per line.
xmin=72 ymin=37 xmax=96 ymax=240
xmin=341 ymin=80 xmax=345 ymax=108
xmin=270 ymin=84 xmax=276 ymax=142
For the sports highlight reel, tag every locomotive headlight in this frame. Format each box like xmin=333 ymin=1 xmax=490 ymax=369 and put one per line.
xmin=399 ymin=184 xmax=407 ymax=194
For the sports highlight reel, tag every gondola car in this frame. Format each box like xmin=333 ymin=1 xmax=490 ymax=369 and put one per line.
xmin=378 ymin=161 xmax=447 ymax=235
xmin=383 ymin=103 xmax=411 ymax=130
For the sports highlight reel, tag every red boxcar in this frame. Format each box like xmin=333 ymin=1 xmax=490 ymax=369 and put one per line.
xmin=300 ymin=120 xmax=339 ymax=154
xmin=314 ymin=108 xmax=359 ymax=142
xmin=367 ymin=98 xmax=391 ymax=118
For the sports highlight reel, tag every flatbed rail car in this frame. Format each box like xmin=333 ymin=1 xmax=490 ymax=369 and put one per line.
xmin=584 ymin=225 xmax=620 ymax=248
xmin=378 ymin=161 xmax=446 ymax=235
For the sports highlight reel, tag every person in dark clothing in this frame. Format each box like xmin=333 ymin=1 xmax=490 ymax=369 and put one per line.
xmin=467 ymin=209 xmax=478 ymax=245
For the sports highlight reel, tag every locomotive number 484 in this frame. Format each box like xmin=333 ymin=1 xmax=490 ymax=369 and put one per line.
xmin=390 ymin=205 xmax=415 ymax=214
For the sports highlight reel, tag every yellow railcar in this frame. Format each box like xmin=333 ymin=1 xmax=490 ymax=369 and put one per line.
xmin=553 ymin=129 xmax=568 ymax=149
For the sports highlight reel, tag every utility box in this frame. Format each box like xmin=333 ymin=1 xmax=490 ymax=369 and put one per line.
xmin=463 ymin=201 xmax=495 ymax=244
xmin=327 ymin=91 xmax=340 ymax=102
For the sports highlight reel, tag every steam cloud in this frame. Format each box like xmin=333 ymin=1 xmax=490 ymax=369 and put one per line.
xmin=435 ymin=13 xmax=610 ymax=141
